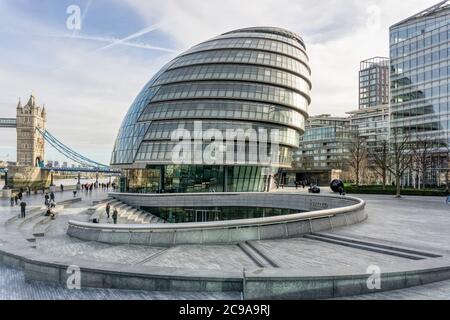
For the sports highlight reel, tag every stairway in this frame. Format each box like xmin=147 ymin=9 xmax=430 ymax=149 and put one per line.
xmin=90 ymin=199 xmax=166 ymax=225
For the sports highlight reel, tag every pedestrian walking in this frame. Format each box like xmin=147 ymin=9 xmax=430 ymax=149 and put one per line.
xmin=20 ymin=201 xmax=26 ymax=219
xmin=60 ymin=184 xmax=64 ymax=192
xmin=106 ymin=203 xmax=111 ymax=219
xmin=10 ymin=195 xmax=15 ymax=207
xmin=18 ymin=192 xmax=23 ymax=201
xmin=50 ymin=192 xmax=55 ymax=202
xmin=14 ymin=195 xmax=19 ymax=206
xmin=112 ymin=208 xmax=118 ymax=225
xmin=73 ymin=190 xmax=77 ymax=197
xmin=44 ymin=193 xmax=50 ymax=206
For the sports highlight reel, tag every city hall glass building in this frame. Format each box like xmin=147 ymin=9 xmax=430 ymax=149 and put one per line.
xmin=390 ymin=1 xmax=450 ymax=186
xmin=111 ymin=27 xmax=311 ymax=193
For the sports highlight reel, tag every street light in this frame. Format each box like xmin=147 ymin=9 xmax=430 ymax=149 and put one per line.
xmin=3 ymin=168 xmax=8 ymax=190
xmin=76 ymin=171 xmax=81 ymax=191
xmin=50 ymin=169 xmax=55 ymax=187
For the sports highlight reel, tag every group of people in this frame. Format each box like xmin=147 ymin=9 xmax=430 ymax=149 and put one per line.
xmin=81 ymin=183 xmax=95 ymax=191
xmin=294 ymin=181 xmax=308 ymax=189
xmin=105 ymin=203 xmax=119 ymax=224
xmin=9 ymin=190 xmax=27 ymax=218
xmin=100 ymin=182 xmax=116 ymax=191
xmin=44 ymin=192 xmax=56 ymax=208
xmin=81 ymin=182 xmax=117 ymax=192
xmin=9 ymin=191 xmax=23 ymax=207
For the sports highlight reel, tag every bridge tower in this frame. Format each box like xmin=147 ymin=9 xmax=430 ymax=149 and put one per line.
xmin=16 ymin=94 xmax=46 ymax=167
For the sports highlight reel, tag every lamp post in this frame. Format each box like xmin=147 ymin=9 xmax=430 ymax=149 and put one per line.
xmin=3 ymin=168 xmax=8 ymax=190
xmin=50 ymin=169 xmax=55 ymax=187
xmin=77 ymin=171 xmax=81 ymax=191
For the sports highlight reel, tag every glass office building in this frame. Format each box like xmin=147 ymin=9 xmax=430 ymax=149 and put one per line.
xmin=359 ymin=57 xmax=390 ymax=109
xmin=294 ymin=115 xmax=353 ymax=185
xmin=111 ymin=27 xmax=311 ymax=193
xmin=390 ymin=1 xmax=450 ymax=186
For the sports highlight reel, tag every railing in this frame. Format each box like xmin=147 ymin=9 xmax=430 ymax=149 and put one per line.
xmin=0 ymin=118 xmax=16 ymax=128
xmin=67 ymin=193 xmax=367 ymax=246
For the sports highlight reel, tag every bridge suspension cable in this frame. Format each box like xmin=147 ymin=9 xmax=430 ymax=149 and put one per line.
xmin=36 ymin=128 xmax=109 ymax=169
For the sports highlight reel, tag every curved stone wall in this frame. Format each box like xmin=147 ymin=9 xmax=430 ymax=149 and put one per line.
xmin=67 ymin=193 xmax=366 ymax=246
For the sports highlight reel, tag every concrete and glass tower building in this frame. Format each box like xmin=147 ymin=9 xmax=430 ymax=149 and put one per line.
xmin=111 ymin=27 xmax=311 ymax=193
xmin=359 ymin=57 xmax=390 ymax=109
xmin=294 ymin=115 xmax=353 ymax=184
xmin=390 ymin=1 xmax=450 ymax=186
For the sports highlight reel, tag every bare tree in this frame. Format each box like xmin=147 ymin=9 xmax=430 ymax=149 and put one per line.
xmin=347 ymin=133 xmax=367 ymax=186
xmin=410 ymin=136 xmax=435 ymax=189
xmin=368 ymin=140 xmax=390 ymax=190
xmin=387 ymin=128 xmax=413 ymax=198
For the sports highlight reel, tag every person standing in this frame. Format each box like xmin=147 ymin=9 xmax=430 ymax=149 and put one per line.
xmin=14 ymin=194 xmax=19 ymax=206
xmin=106 ymin=203 xmax=111 ymax=220
xmin=10 ymin=195 xmax=15 ymax=207
xmin=18 ymin=191 xmax=23 ymax=201
xmin=20 ymin=201 xmax=26 ymax=219
xmin=44 ymin=193 xmax=50 ymax=206
xmin=112 ymin=208 xmax=118 ymax=225
xmin=60 ymin=184 xmax=64 ymax=192
xmin=50 ymin=191 xmax=55 ymax=202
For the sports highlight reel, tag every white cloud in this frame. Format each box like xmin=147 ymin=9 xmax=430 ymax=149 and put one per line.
xmin=0 ymin=0 xmax=442 ymax=164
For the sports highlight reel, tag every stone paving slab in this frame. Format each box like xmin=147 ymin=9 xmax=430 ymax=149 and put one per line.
xmin=2 ymin=189 xmax=450 ymax=299
xmin=328 ymin=194 xmax=450 ymax=254
xmin=252 ymin=237 xmax=412 ymax=272
xmin=0 ymin=264 xmax=240 ymax=300
xmin=336 ymin=279 xmax=450 ymax=300
xmin=143 ymin=244 xmax=257 ymax=271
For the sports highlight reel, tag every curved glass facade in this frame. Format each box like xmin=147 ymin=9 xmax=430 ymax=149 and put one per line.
xmin=111 ymin=27 xmax=311 ymax=193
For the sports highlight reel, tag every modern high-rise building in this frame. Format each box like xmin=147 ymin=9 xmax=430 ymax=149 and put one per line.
xmin=111 ymin=27 xmax=311 ymax=193
xmin=294 ymin=115 xmax=353 ymax=185
xmin=347 ymin=104 xmax=390 ymax=183
xmin=390 ymin=0 xmax=450 ymax=186
xmin=359 ymin=57 xmax=390 ymax=109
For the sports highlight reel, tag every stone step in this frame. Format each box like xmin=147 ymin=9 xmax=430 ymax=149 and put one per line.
xmin=5 ymin=206 xmax=45 ymax=226
xmin=304 ymin=234 xmax=426 ymax=260
xmin=314 ymin=233 xmax=443 ymax=258
xmin=237 ymin=243 xmax=273 ymax=268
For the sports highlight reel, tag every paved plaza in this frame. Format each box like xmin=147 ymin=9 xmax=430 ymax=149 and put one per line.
xmin=1 ymin=187 xmax=450 ymax=299
xmin=0 ymin=264 xmax=239 ymax=300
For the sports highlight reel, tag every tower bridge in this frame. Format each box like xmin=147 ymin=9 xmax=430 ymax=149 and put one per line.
xmin=0 ymin=94 xmax=119 ymax=189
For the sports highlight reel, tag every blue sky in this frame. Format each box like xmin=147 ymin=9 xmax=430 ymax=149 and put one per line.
xmin=0 ymin=0 xmax=440 ymax=164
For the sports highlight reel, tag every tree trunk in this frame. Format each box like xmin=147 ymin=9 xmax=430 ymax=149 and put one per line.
xmin=356 ymin=165 xmax=360 ymax=186
xmin=382 ymin=169 xmax=386 ymax=190
xmin=395 ymin=176 xmax=401 ymax=198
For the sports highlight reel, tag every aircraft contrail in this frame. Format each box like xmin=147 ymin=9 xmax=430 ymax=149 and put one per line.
xmin=94 ymin=23 xmax=163 ymax=52
xmin=49 ymin=33 xmax=178 ymax=53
